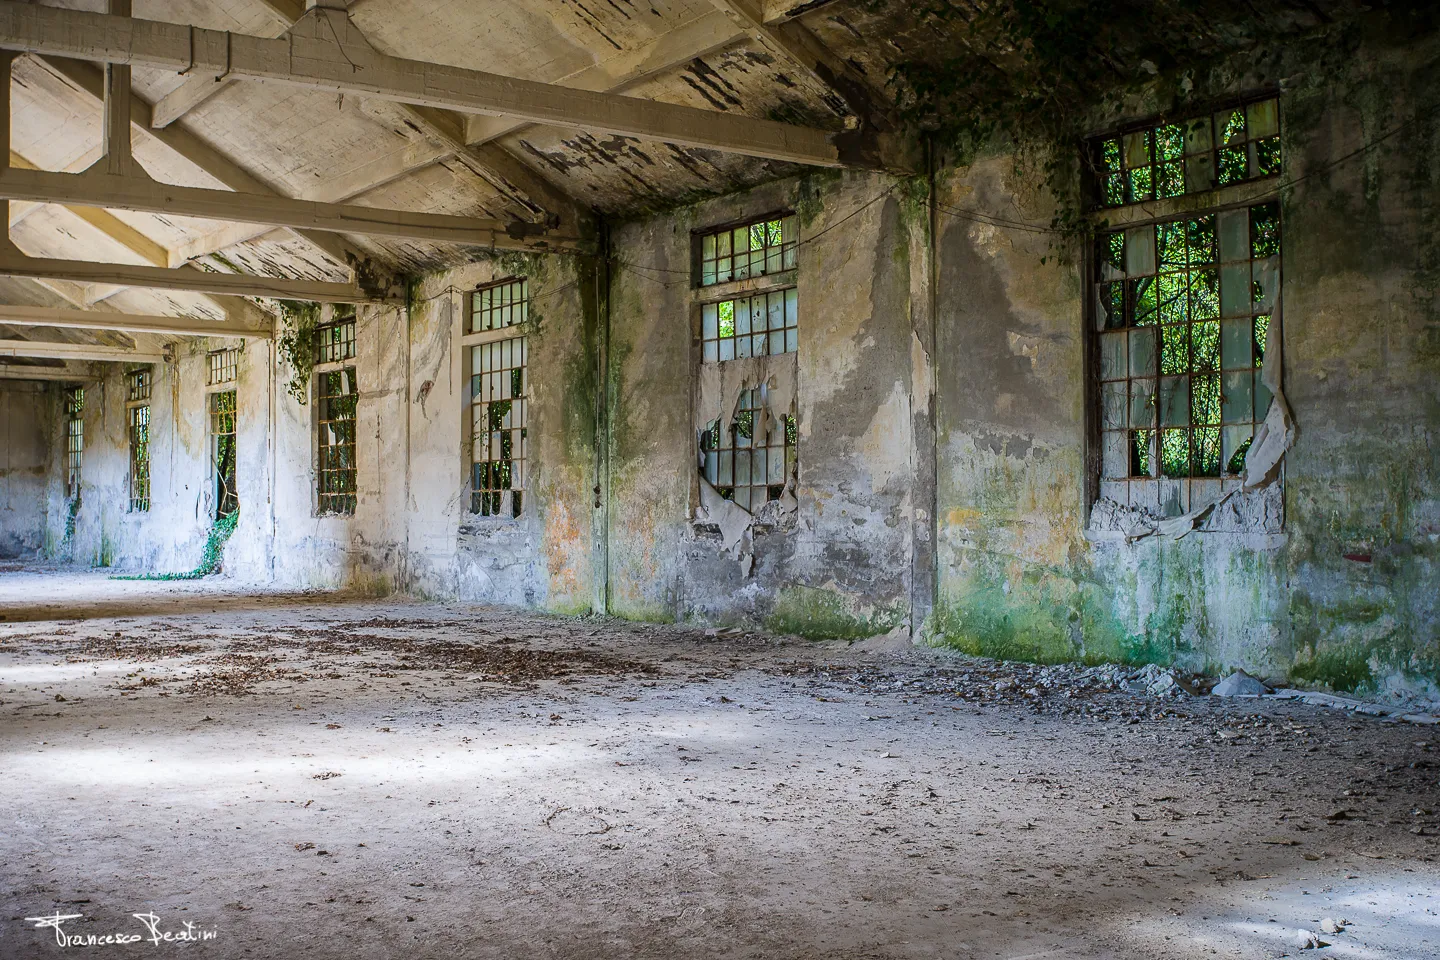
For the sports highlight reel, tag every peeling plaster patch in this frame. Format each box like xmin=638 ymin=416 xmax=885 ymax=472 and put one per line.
xmin=911 ymin=330 xmax=933 ymax=417
xmin=853 ymin=379 xmax=912 ymax=492
xmin=1007 ymin=330 xmax=1041 ymax=370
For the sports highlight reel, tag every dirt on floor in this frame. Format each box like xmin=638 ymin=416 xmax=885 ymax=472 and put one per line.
xmin=1 ymin=568 xmax=1437 ymax=959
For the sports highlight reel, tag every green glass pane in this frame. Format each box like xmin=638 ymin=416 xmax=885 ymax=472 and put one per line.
xmin=1101 ymin=381 xmax=1127 ymax=428
xmin=1160 ymin=324 xmax=1189 ymax=375
xmin=1157 ymin=223 xmax=1188 ymax=269
xmin=1131 ymin=429 xmax=1154 ymax=477
xmin=1130 ymin=277 xmax=1157 ymax=325
xmin=1100 ymin=331 xmax=1127 ymax=380
xmin=1185 ymin=154 xmax=1214 ymax=193
xmin=1128 ymin=166 xmax=1154 ymax=202
xmin=1246 ymin=99 xmax=1279 ymax=139
xmin=1222 ymin=370 xmax=1253 ymax=424
xmin=1124 ymin=130 xmax=1152 ymax=167
xmin=1193 ymin=426 xmax=1221 ymax=477
xmin=1250 ymin=203 xmax=1280 ymax=258
xmin=1156 ymin=124 xmax=1184 ymax=161
xmin=1125 ymin=225 xmax=1155 ymax=275
xmin=1189 ymin=269 xmax=1219 ymax=320
xmin=1129 ymin=378 xmax=1156 ymax=429
xmin=1157 ymin=273 xmax=1187 ymax=325
xmin=1183 ymin=115 xmax=1213 ymax=155
xmin=1103 ymin=431 xmax=1129 ymax=479
xmin=1160 ymin=429 xmax=1190 ymax=477
xmin=1218 ymin=146 xmax=1247 ymax=185
xmin=1221 ymin=319 xmax=1252 ymax=370
xmin=1157 ymin=161 xmax=1184 ymax=198
xmin=1220 ymin=264 xmax=1252 ymax=318
xmin=1160 ymin=375 xmax=1190 ymax=426
xmin=1217 ymin=209 xmax=1249 ymax=262
xmin=1192 ymin=373 xmax=1221 ymax=425
xmin=1129 ymin=327 xmax=1157 ymax=378
xmin=1255 ymin=370 xmax=1274 ymax=421
xmin=1191 ymin=321 xmax=1220 ymax=372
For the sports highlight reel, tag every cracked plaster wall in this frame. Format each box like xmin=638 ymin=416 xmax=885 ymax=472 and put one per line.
xmin=931 ymin=27 xmax=1440 ymax=699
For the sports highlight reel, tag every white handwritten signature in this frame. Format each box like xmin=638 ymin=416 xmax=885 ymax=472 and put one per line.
xmin=23 ymin=912 xmax=218 ymax=947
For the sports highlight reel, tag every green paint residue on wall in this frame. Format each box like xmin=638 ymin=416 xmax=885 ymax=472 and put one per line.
xmin=765 ymin=585 xmax=905 ymax=641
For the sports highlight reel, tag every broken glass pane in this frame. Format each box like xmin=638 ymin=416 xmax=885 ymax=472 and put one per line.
xmin=1157 ymin=273 xmax=1187 ymax=324
xmin=1191 ymin=321 xmax=1220 ymax=372
xmin=1130 ymin=277 xmax=1158 ymax=325
xmin=1250 ymin=203 xmax=1280 ymax=258
xmin=1131 ymin=429 xmax=1155 ymax=477
xmin=1192 ymin=373 xmax=1221 ymax=425
xmin=1160 ymin=325 xmax=1189 ymax=375
xmin=1160 ymin=429 xmax=1190 ymax=477
xmin=1193 ymin=426 xmax=1221 ymax=476
xmin=1189 ymin=269 xmax=1219 ymax=320
xmin=1217 ymin=147 xmax=1247 ymax=184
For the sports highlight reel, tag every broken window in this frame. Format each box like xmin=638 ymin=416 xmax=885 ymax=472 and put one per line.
xmin=126 ymin=370 xmax=151 ymax=513
xmin=1092 ymin=96 xmax=1280 ymax=208
xmin=207 ymin=347 xmax=238 ymax=386
xmin=64 ymin=386 xmax=83 ymax=501
xmin=471 ymin=278 xmax=528 ymax=333
xmin=314 ymin=313 xmax=356 ymax=366
xmin=700 ymin=387 xmax=797 ymax=512
xmin=316 ymin=368 xmax=357 ymax=516
xmin=698 ymin=214 xmax=797 ymax=287
xmin=702 ymin=288 xmax=798 ymax=362
xmin=694 ymin=213 xmax=800 ymax=522
xmin=470 ymin=336 xmax=527 ymax=518
xmin=1096 ymin=202 xmax=1280 ymax=516
xmin=209 ymin=390 xmax=238 ymax=520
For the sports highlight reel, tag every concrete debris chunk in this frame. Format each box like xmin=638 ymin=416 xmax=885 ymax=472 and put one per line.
xmin=1296 ymin=930 xmax=1327 ymax=949
xmin=1319 ymin=917 xmax=1347 ymax=934
xmin=1211 ymin=670 xmax=1270 ymax=698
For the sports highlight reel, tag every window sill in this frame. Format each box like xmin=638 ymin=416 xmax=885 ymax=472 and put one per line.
xmin=695 ymin=271 xmax=796 ymax=302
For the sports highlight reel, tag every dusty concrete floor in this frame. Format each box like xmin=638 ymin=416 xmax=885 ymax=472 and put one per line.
xmin=1 ymin=568 xmax=1438 ymax=959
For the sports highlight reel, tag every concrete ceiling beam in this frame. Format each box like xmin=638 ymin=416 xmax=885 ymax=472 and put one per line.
xmin=0 ymin=3 xmax=865 ymax=168
xmin=0 ymin=166 xmax=583 ymax=251
xmin=0 ymin=359 xmax=98 ymax=380
xmin=33 ymin=55 xmax=362 ymax=273
xmin=0 ymin=250 xmax=376 ymax=303
xmin=0 ymin=303 xmax=272 ymax=338
xmin=0 ymin=337 xmax=166 ymax=363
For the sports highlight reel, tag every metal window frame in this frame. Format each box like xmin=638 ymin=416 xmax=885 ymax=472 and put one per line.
xmin=1087 ymin=91 xmax=1282 ymax=211
xmin=699 ymin=385 xmax=797 ymax=513
xmin=470 ymin=277 xmax=529 ymax=335
xmin=124 ymin=373 xmax=151 ymax=513
xmin=313 ymin=312 xmax=357 ymax=366
xmin=64 ymin=385 xmax=83 ymax=500
xmin=693 ymin=212 xmax=799 ymax=289
xmin=208 ymin=388 xmax=238 ymax=520
xmin=466 ymin=334 xmax=528 ymax=519
xmin=1087 ymin=195 xmax=1283 ymax=522
xmin=314 ymin=364 xmax=358 ymax=517
xmin=206 ymin=346 xmax=239 ymax=386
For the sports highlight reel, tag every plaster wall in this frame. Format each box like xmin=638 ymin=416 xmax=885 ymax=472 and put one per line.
xmin=930 ymin=29 xmax=1440 ymax=698
xmin=605 ymin=171 xmax=931 ymax=633
xmin=0 ymin=381 xmax=48 ymax=558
